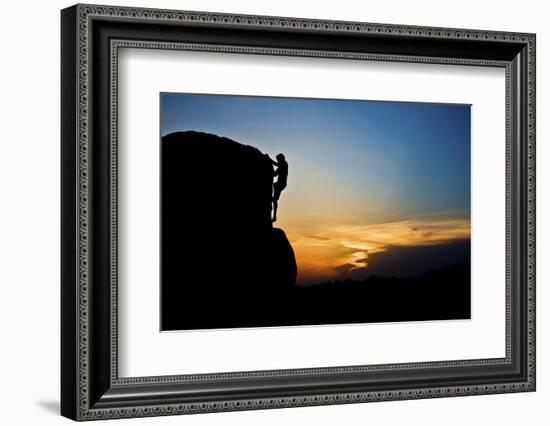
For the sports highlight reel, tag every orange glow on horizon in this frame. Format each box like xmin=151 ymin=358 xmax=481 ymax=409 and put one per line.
xmin=279 ymin=218 xmax=470 ymax=285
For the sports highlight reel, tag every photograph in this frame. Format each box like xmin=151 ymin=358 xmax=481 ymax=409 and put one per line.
xmin=160 ymin=93 xmax=472 ymax=330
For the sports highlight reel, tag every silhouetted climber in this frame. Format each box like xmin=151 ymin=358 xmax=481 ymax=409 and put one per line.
xmin=267 ymin=153 xmax=288 ymax=222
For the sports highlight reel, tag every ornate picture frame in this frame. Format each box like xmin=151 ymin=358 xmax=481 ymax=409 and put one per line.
xmin=61 ymin=4 xmax=535 ymax=421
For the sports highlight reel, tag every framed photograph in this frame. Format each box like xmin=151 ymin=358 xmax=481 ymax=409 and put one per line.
xmin=61 ymin=4 xmax=536 ymax=421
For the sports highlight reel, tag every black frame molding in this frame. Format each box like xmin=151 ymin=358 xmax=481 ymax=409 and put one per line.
xmin=61 ymin=4 xmax=536 ymax=421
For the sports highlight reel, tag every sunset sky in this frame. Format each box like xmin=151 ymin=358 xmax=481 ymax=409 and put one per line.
xmin=161 ymin=93 xmax=471 ymax=285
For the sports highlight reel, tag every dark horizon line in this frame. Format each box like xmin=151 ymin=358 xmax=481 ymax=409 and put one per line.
xmin=297 ymin=262 xmax=471 ymax=288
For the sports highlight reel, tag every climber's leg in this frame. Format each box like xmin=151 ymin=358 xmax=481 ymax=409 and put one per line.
xmin=272 ymin=199 xmax=278 ymax=222
xmin=272 ymin=184 xmax=281 ymax=222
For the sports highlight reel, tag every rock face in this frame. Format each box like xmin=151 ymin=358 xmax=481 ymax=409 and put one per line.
xmin=161 ymin=131 xmax=297 ymax=330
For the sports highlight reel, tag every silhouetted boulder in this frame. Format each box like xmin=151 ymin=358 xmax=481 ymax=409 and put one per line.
xmin=162 ymin=131 xmax=297 ymax=330
xmin=268 ymin=228 xmax=298 ymax=289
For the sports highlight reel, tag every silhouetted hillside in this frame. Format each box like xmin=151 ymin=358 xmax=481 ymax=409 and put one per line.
xmin=289 ymin=263 xmax=471 ymax=326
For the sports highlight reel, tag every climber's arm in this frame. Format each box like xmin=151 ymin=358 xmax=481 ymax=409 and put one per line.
xmin=264 ymin=153 xmax=279 ymax=167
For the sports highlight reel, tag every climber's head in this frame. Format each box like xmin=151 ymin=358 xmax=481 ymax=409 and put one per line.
xmin=276 ymin=153 xmax=285 ymax=162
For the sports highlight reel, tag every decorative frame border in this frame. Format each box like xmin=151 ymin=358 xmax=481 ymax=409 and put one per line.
xmin=61 ymin=4 xmax=536 ymax=421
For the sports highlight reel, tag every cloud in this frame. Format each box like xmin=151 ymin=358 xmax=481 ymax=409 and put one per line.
xmin=353 ymin=257 xmax=368 ymax=267
xmin=334 ymin=263 xmax=356 ymax=273
xmin=333 ymin=239 xmax=470 ymax=282
xmin=333 ymin=262 xmax=369 ymax=282
xmin=291 ymin=216 xmax=471 ymax=285
xmin=305 ymin=234 xmax=330 ymax=241
xmin=365 ymin=239 xmax=470 ymax=278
